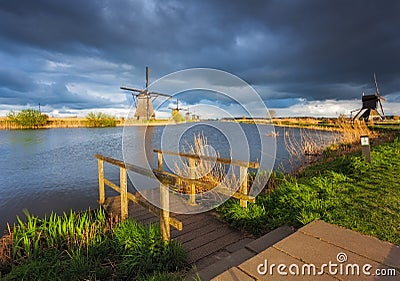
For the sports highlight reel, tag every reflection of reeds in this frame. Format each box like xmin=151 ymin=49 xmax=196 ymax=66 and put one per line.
xmin=173 ymin=133 xmax=239 ymax=194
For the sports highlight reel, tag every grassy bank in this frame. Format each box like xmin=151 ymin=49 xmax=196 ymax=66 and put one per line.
xmin=217 ymin=136 xmax=400 ymax=246
xmin=0 ymin=209 xmax=186 ymax=280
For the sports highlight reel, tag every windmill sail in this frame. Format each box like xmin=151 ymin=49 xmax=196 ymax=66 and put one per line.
xmin=120 ymin=66 xmax=171 ymax=120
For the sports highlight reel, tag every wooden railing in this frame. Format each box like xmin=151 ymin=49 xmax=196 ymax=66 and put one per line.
xmin=95 ymin=151 xmax=259 ymax=240
xmin=153 ymin=149 xmax=259 ymax=208
xmin=95 ymin=154 xmax=182 ymax=241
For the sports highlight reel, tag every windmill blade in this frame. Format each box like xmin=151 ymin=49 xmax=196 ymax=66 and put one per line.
xmin=149 ymin=91 xmax=172 ymax=98
xmin=145 ymin=66 xmax=149 ymax=90
xmin=120 ymin=86 xmax=143 ymax=93
xmin=374 ymin=73 xmax=380 ymax=96
xmin=378 ymin=99 xmax=385 ymax=116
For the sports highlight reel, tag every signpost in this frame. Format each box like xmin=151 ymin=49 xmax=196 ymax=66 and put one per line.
xmin=360 ymin=135 xmax=371 ymax=163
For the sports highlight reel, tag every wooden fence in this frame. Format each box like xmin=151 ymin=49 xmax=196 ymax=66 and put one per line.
xmin=153 ymin=149 xmax=259 ymax=208
xmin=95 ymin=150 xmax=259 ymax=241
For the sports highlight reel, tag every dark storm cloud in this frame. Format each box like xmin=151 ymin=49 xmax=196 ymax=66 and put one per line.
xmin=0 ymin=0 xmax=399 ymax=114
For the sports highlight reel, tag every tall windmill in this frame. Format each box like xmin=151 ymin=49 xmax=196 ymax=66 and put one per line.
xmin=120 ymin=67 xmax=171 ymax=120
xmin=351 ymin=73 xmax=386 ymax=122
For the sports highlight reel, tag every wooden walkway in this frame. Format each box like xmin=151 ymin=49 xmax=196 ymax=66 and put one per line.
xmin=104 ymin=196 xmax=251 ymax=266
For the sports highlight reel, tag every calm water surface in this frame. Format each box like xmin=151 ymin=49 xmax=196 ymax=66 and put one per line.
xmin=0 ymin=124 xmax=335 ymax=233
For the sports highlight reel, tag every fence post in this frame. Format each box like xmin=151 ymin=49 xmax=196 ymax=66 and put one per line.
xmin=157 ymin=151 xmax=163 ymax=171
xmin=160 ymin=184 xmax=170 ymax=241
xmin=239 ymin=166 xmax=248 ymax=208
xmin=120 ymin=167 xmax=128 ymax=220
xmin=98 ymin=159 xmax=105 ymax=205
xmin=188 ymin=158 xmax=196 ymax=205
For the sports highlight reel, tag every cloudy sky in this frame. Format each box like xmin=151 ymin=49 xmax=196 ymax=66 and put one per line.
xmin=0 ymin=0 xmax=399 ymax=118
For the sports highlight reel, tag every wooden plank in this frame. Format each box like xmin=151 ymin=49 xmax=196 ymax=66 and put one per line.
xmin=173 ymin=220 xmax=224 ymax=243
xmin=95 ymin=154 xmax=155 ymax=178
xmin=104 ymin=178 xmax=120 ymax=192
xmin=187 ymin=231 xmax=244 ymax=263
xmin=98 ymin=159 xmax=105 ymax=204
xmin=126 ymin=192 xmax=182 ymax=231
xmin=157 ymin=151 xmax=163 ymax=171
xmin=239 ymin=166 xmax=248 ymax=208
xmin=153 ymin=149 xmax=259 ymax=168
xmin=188 ymin=158 xmax=196 ymax=205
xmin=184 ymin=227 xmax=236 ymax=251
xmin=169 ymin=217 xmax=183 ymax=231
xmin=160 ymin=184 xmax=170 ymax=241
xmin=120 ymin=167 xmax=128 ymax=220
xmin=95 ymin=153 xmax=125 ymax=168
xmin=215 ymin=187 xmax=255 ymax=203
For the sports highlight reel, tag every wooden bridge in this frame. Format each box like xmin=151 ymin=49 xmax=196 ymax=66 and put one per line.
xmin=95 ymin=150 xmax=259 ymax=264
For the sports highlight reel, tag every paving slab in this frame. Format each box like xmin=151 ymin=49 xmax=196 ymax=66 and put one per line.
xmin=245 ymin=225 xmax=295 ymax=253
xmin=197 ymin=248 xmax=256 ymax=280
xmin=211 ymin=266 xmax=255 ymax=281
xmin=274 ymin=231 xmax=396 ymax=281
xmin=238 ymin=246 xmax=338 ymax=280
xmin=299 ymin=220 xmax=400 ymax=270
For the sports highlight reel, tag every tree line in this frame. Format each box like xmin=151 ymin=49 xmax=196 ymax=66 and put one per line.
xmin=6 ymin=109 xmax=118 ymax=129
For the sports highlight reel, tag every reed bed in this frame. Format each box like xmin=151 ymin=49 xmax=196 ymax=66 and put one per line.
xmin=283 ymin=119 xmax=377 ymax=171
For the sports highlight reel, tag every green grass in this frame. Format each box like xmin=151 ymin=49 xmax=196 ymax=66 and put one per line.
xmin=0 ymin=209 xmax=187 ymax=280
xmin=217 ymin=137 xmax=400 ymax=245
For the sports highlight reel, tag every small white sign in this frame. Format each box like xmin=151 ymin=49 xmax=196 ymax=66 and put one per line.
xmin=361 ymin=136 xmax=369 ymax=146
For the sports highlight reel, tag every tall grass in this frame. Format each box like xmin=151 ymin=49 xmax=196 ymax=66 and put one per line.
xmin=0 ymin=209 xmax=186 ymax=280
xmin=6 ymin=209 xmax=109 ymax=262
xmin=114 ymin=220 xmax=186 ymax=279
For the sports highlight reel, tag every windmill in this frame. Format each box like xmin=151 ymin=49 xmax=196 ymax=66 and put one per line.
xmin=120 ymin=67 xmax=171 ymax=120
xmin=168 ymin=98 xmax=188 ymax=121
xmin=351 ymin=73 xmax=386 ymax=122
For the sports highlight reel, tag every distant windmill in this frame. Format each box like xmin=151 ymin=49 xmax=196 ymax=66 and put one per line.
xmin=168 ymin=98 xmax=188 ymax=122
xmin=351 ymin=73 xmax=386 ymax=122
xmin=120 ymin=67 xmax=171 ymax=120
xmin=168 ymin=98 xmax=187 ymax=112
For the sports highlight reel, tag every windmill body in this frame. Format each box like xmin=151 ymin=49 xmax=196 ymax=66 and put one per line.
xmin=351 ymin=74 xmax=385 ymax=122
xmin=135 ymin=93 xmax=155 ymax=120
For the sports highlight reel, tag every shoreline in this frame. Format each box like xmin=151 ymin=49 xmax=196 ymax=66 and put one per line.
xmin=0 ymin=117 xmax=191 ymax=130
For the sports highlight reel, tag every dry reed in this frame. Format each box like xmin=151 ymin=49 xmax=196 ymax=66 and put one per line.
xmin=173 ymin=133 xmax=240 ymax=195
xmin=283 ymin=118 xmax=376 ymax=171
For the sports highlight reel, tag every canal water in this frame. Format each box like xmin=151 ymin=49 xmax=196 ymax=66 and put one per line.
xmin=0 ymin=124 xmax=336 ymax=233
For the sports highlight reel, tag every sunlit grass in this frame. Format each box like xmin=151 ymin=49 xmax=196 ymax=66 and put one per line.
xmin=218 ymin=137 xmax=400 ymax=245
xmin=0 ymin=209 xmax=187 ymax=280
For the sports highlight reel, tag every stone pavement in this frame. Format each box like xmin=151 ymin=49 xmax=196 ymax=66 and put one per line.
xmin=211 ymin=220 xmax=400 ymax=281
